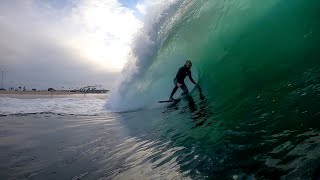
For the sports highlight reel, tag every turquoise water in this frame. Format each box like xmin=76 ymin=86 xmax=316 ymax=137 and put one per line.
xmin=110 ymin=0 xmax=320 ymax=178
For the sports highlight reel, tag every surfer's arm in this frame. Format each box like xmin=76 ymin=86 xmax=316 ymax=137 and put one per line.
xmin=188 ymin=71 xmax=196 ymax=84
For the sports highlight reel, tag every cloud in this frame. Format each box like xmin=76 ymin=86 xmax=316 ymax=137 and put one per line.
xmin=136 ymin=3 xmax=147 ymax=15
xmin=0 ymin=0 xmax=142 ymax=89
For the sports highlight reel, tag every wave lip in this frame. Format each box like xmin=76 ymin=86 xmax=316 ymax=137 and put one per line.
xmin=106 ymin=0 xmax=186 ymax=111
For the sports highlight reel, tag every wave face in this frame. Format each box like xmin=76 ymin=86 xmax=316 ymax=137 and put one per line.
xmin=108 ymin=0 xmax=320 ymax=111
xmin=104 ymin=0 xmax=320 ymax=178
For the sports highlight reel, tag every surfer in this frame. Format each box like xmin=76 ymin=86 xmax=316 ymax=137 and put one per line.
xmin=169 ymin=60 xmax=197 ymax=101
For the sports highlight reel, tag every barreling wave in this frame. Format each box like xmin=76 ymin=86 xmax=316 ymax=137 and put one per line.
xmin=107 ymin=0 xmax=320 ymax=112
xmin=103 ymin=0 xmax=320 ymax=178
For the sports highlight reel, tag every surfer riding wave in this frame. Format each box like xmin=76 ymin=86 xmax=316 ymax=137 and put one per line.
xmin=169 ymin=60 xmax=197 ymax=101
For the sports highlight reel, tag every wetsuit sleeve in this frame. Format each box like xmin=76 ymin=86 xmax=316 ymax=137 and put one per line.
xmin=188 ymin=70 xmax=196 ymax=84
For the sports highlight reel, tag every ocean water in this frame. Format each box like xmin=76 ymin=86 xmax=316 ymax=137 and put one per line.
xmin=1 ymin=0 xmax=320 ymax=179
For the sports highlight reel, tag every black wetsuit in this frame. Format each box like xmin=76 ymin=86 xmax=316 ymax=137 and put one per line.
xmin=170 ymin=66 xmax=196 ymax=98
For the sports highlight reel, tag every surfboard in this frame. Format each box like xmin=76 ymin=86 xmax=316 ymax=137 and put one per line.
xmin=158 ymin=99 xmax=181 ymax=103
xmin=158 ymin=84 xmax=201 ymax=103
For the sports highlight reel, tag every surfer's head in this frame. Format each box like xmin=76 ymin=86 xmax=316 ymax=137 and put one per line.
xmin=185 ymin=60 xmax=192 ymax=68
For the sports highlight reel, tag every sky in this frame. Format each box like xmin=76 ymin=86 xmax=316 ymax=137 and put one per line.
xmin=0 ymin=0 xmax=146 ymax=90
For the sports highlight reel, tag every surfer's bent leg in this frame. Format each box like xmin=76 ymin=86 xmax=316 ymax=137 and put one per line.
xmin=170 ymin=86 xmax=179 ymax=99
xmin=169 ymin=78 xmax=179 ymax=99
xmin=180 ymin=84 xmax=189 ymax=96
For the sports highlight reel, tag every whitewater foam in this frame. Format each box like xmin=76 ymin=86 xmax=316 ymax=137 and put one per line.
xmin=106 ymin=0 xmax=194 ymax=111
xmin=0 ymin=95 xmax=108 ymax=115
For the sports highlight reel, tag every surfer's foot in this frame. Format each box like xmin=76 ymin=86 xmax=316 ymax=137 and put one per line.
xmin=169 ymin=97 xmax=175 ymax=101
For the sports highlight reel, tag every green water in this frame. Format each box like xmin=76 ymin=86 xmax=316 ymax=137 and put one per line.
xmin=107 ymin=0 xmax=320 ymax=178
xmin=153 ymin=0 xmax=320 ymax=126
xmin=133 ymin=0 xmax=320 ymax=178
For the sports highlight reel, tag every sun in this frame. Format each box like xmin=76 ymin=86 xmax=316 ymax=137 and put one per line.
xmin=83 ymin=39 xmax=129 ymax=71
xmin=66 ymin=0 xmax=142 ymax=72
